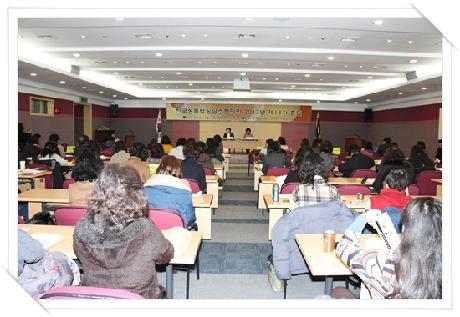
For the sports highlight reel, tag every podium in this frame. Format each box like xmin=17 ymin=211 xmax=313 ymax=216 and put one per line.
xmin=125 ymin=134 xmax=136 ymax=148
xmin=344 ymin=137 xmax=363 ymax=153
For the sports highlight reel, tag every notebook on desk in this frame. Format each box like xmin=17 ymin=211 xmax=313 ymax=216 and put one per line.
xmin=66 ymin=146 xmax=75 ymax=154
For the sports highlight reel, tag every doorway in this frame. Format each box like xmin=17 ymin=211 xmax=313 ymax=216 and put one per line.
xmin=73 ymin=103 xmax=92 ymax=145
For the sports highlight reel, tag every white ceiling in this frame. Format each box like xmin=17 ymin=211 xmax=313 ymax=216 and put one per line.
xmin=17 ymin=16 xmax=442 ymax=106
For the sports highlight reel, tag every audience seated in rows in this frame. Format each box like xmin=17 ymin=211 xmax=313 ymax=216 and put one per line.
xmin=372 ymin=144 xmax=415 ymax=193
xmin=262 ymin=140 xmax=291 ymax=175
xmin=360 ymin=140 xmax=380 ymax=160
xmin=284 ymin=143 xmax=312 ymax=185
xmin=121 ymin=142 xmax=151 ymax=184
xmin=74 ymin=164 xmax=174 ymax=299
xmin=339 ymin=144 xmax=375 ymax=177
xmin=143 ymin=155 xmax=196 ymax=226
xmin=181 ymin=141 xmax=206 ymax=192
xmin=289 ymin=152 xmax=340 ymax=210
xmin=336 ymin=197 xmax=442 ymax=299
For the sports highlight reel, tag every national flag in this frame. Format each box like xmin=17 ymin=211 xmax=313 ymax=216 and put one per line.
xmin=155 ymin=110 xmax=162 ymax=134
xmin=315 ymin=112 xmax=321 ymax=139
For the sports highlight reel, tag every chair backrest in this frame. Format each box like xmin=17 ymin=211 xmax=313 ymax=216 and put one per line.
xmin=203 ymin=167 xmax=213 ymax=175
xmin=147 ymin=208 xmax=187 ymax=230
xmin=280 ymin=182 xmax=299 ymax=194
xmin=63 ymin=178 xmax=76 ymax=189
xmin=248 ymin=149 xmax=260 ymax=164
xmin=350 ymin=169 xmax=377 ymax=178
xmin=337 ymin=185 xmax=371 ymax=195
xmin=100 ymin=149 xmax=113 ymax=157
xmin=267 ymin=167 xmax=290 ymax=177
xmin=39 ymin=286 xmax=144 ymax=299
xmin=54 ymin=207 xmax=87 ymax=226
xmin=416 ymin=170 xmax=442 ymax=195
xmin=186 ymin=178 xmax=201 ymax=194
xmin=407 ymin=184 xmax=421 ymax=196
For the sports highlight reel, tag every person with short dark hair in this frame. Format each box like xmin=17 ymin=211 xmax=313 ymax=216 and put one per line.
xmin=169 ymin=137 xmax=187 ymax=160
xmin=109 ymin=140 xmax=130 ymax=164
xmin=148 ymin=142 xmax=165 ymax=164
xmin=74 ymin=164 xmax=174 ymax=299
xmin=22 ymin=133 xmax=41 ymax=159
xmin=243 ymin=128 xmax=253 ymax=138
xmin=69 ymin=147 xmax=104 ymax=206
xmin=339 ymin=144 xmax=375 ymax=177
xmin=360 ymin=140 xmax=379 ymax=160
xmin=336 ymin=197 xmax=442 ymax=299
xmin=369 ymin=169 xmax=412 ymax=210
xmin=289 ymin=152 xmax=341 ymax=210
xmin=160 ymin=135 xmax=173 ymax=153
xmin=408 ymin=143 xmax=435 ymax=175
xmin=434 ymin=139 xmax=442 ymax=163
xmin=311 ymin=138 xmax=323 ymax=154
xmin=206 ymin=137 xmax=224 ymax=163
xmin=262 ymin=140 xmax=291 ymax=175
xmin=143 ymin=155 xmax=195 ymax=225
xmin=284 ymin=144 xmax=312 ymax=184
xmin=213 ymin=134 xmax=224 ymax=157
xmin=278 ymin=136 xmax=292 ymax=153
xmin=372 ymin=145 xmax=415 ymax=193
xmin=195 ymin=141 xmax=215 ymax=174
xmin=181 ymin=141 xmax=206 ymax=191
xmin=319 ymin=140 xmax=335 ymax=172
xmin=376 ymin=137 xmax=392 ymax=157
xmin=74 ymin=134 xmax=90 ymax=156
xmin=40 ymin=141 xmax=72 ymax=167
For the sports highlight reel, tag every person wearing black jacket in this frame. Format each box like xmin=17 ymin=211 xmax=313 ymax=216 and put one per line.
xmin=372 ymin=145 xmax=415 ymax=193
xmin=376 ymin=137 xmax=392 ymax=157
xmin=339 ymin=144 xmax=375 ymax=177
xmin=262 ymin=140 xmax=291 ymax=175
xmin=408 ymin=144 xmax=435 ymax=175
xmin=181 ymin=141 xmax=206 ymax=192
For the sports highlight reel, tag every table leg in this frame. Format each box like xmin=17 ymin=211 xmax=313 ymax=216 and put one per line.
xmin=186 ymin=268 xmax=190 ymax=299
xmin=268 ymin=208 xmax=284 ymax=240
xmin=166 ymin=264 xmax=173 ymax=299
xmin=324 ymin=276 xmax=333 ymax=295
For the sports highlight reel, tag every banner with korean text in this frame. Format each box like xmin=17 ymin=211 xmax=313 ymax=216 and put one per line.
xmin=166 ymin=103 xmax=312 ymax=123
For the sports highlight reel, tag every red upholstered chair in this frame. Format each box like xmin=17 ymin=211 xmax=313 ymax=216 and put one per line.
xmin=203 ymin=167 xmax=214 ymax=176
xmin=280 ymin=182 xmax=299 ymax=194
xmin=267 ymin=167 xmax=290 ymax=177
xmin=350 ymin=169 xmax=377 ymax=179
xmin=248 ymin=149 xmax=261 ymax=174
xmin=416 ymin=170 xmax=442 ymax=196
xmin=407 ymin=184 xmax=421 ymax=196
xmin=39 ymin=286 xmax=144 ymax=299
xmin=146 ymin=208 xmax=187 ymax=230
xmin=54 ymin=206 xmax=87 ymax=226
xmin=63 ymin=178 xmax=76 ymax=189
xmin=186 ymin=178 xmax=201 ymax=194
xmin=100 ymin=150 xmax=113 ymax=157
xmin=337 ymin=185 xmax=371 ymax=195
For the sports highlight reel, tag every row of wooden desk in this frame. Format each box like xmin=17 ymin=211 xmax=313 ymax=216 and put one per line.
xmin=19 ymin=223 xmax=202 ymax=299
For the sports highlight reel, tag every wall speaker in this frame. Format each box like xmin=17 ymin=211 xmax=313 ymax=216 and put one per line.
xmin=109 ymin=104 xmax=119 ymax=117
xmin=406 ymin=71 xmax=417 ymax=81
xmin=364 ymin=108 xmax=373 ymax=122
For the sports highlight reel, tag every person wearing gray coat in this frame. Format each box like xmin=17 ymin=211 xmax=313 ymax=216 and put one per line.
xmin=271 ymin=200 xmax=358 ymax=280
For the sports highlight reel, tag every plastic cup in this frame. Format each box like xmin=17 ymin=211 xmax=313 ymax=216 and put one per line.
xmin=323 ymin=230 xmax=336 ymax=253
xmin=19 ymin=160 xmax=26 ymax=171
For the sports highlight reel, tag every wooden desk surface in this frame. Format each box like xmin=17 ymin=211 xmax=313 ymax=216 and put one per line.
xmin=18 ymin=170 xmax=52 ymax=179
xmin=18 ymin=188 xmax=69 ymax=203
xmin=432 ymin=179 xmax=442 ymax=184
xmin=214 ymin=163 xmax=224 ymax=170
xmin=192 ymin=194 xmax=213 ymax=207
xmin=260 ymin=176 xmax=277 ymax=183
xmin=205 ymin=175 xmax=218 ymax=182
xmin=295 ymin=234 xmax=384 ymax=276
xmin=263 ymin=194 xmax=369 ymax=211
xmin=18 ymin=224 xmax=202 ymax=265
xmin=328 ymin=178 xmax=374 ymax=186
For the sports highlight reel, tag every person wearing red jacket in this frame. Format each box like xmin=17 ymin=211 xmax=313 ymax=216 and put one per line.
xmin=370 ymin=168 xmax=412 ymax=210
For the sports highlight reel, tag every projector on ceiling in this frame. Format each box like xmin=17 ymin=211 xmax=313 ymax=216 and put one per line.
xmin=233 ymin=77 xmax=251 ymax=91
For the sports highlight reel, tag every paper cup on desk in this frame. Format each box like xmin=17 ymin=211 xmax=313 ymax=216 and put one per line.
xmin=19 ymin=160 xmax=26 ymax=172
xmin=323 ymin=230 xmax=336 ymax=253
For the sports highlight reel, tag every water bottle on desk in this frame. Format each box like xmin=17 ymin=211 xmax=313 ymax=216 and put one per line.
xmin=272 ymin=183 xmax=280 ymax=202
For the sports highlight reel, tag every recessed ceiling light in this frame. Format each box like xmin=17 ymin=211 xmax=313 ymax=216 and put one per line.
xmin=328 ymin=56 xmax=335 ymax=60
xmin=176 ymin=72 xmax=182 ymax=75
xmin=367 ymin=76 xmax=374 ymax=79
xmin=99 ymin=91 xmax=104 ymax=94
xmin=181 ymin=34 xmax=187 ymax=38
xmin=316 ymin=100 xmax=320 ymax=103
xmin=115 ymin=17 xmax=125 ymax=21
xmin=319 ymin=78 xmax=324 ymax=81
xmin=373 ymin=66 xmax=379 ymax=69
xmin=344 ymin=65 xmax=348 ymax=68
xmin=112 ymin=61 xmax=118 ymax=64
xmin=291 ymin=85 xmax=296 ymax=88
xmin=275 ymin=77 xmax=279 ymax=80
xmin=366 ymin=99 xmax=371 ymax=102
xmin=285 ymin=35 xmax=290 ymax=39
xmin=162 ymin=97 xmax=166 ymax=100
xmin=29 ymin=73 xmax=37 ymax=77
xmin=80 ymin=35 xmax=86 ymax=39
xmin=240 ymin=72 xmax=246 ymax=76
xmin=212 ymin=61 xmax=217 ymax=64
xmin=203 ymin=34 xmax=208 ymax=38
xmin=304 ymin=74 xmax=310 ymax=77
xmin=241 ymin=53 xmax=249 ymax=58
xmin=73 ymin=53 xmax=80 ymax=58
xmin=125 ymin=61 xmax=130 ymax=64
xmin=134 ymin=33 xmax=153 ymax=39
xmin=409 ymin=59 xmax=418 ymax=64
xmin=421 ymin=87 xmax=428 ymax=90
xmin=160 ymin=76 xmax=165 ymax=79
xmin=113 ymin=94 xmax=117 ymax=97
xmin=59 ymin=80 xmax=66 ymax=84
xmin=124 ymin=97 xmax=128 ymax=100
xmin=374 ymin=20 xmax=383 ymax=25
xmin=262 ymin=77 xmax=266 ymax=80
xmin=245 ymin=17 xmax=253 ymax=22
xmin=359 ymin=65 xmax=363 ymax=68
xmin=114 ymin=72 xmax=119 ymax=75
xmin=398 ymin=92 xmax=404 ymax=95
xmin=139 ymin=61 xmax=145 ymax=64
xmin=386 ymin=39 xmax=392 ymax=43
xmin=278 ymin=99 xmax=283 ymax=102
xmin=155 ymin=52 xmax=162 ymax=57
xmin=82 ymin=86 xmax=87 ymax=89
xmin=188 ymin=83 xmax=193 ymax=86
xmin=287 ymin=62 xmax=291 ymax=66
xmin=408 ymin=40 xmax=413 ymax=44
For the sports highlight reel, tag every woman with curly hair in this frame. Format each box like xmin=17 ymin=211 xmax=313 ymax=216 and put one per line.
xmin=289 ymin=152 xmax=340 ymax=210
xmin=73 ymin=164 xmax=174 ymax=299
xmin=336 ymin=197 xmax=442 ymax=299
xmin=371 ymin=144 xmax=415 ymax=193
